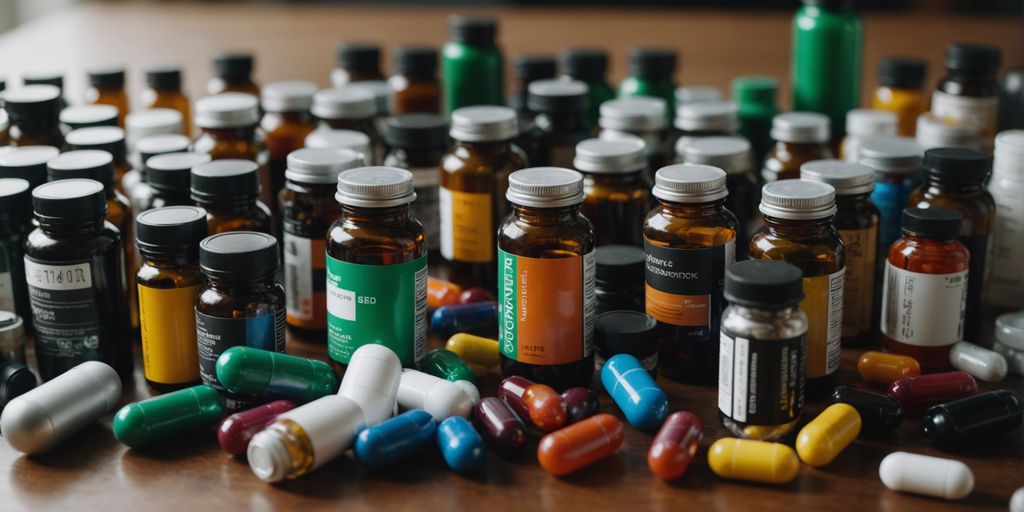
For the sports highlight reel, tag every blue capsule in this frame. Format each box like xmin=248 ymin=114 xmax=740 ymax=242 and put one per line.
xmin=601 ymin=353 xmax=668 ymax=433
xmin=431 ymin=302 xmax=498 ymax=338
xmin=354 ymin=409 xmax=437 ymax=471
xmin=437 ymin=416 xmax=486 ymax=474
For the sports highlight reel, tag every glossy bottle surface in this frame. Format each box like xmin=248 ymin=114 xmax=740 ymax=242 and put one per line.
xmin=537 ymin=413 xmax=624 ymax=476
xmin=648 ymin=411 xmax=703 ymax=481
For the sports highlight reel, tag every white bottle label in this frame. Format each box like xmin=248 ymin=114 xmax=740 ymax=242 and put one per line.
xmin=881 ymin=262 xmax=967 ymax=346
xmin=989 ymin=177 xmax=1024 ymax=307
xmin=931 ymin=91 xmax=998 ymax=141
xmin=283 ymin=232 xmax=313 ymax=321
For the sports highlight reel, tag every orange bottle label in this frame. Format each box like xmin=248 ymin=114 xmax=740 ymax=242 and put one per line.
xmin=283 ymin=232 xmax=327 ymax=330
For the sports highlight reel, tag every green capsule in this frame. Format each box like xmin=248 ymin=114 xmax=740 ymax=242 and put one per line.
xmin=421 ymin=349 xmax=476 ymax=384
xmin=215 ymin=346 xmax=339 ymax=404
xmin=113 ymin=385 xmax=224 ymax=448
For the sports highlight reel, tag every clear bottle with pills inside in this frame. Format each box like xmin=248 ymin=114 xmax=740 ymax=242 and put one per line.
xmin=261 ymin=81 xmax=318 ymax=223
xmin=598 ymin=97 xmax=669 ymax=173
xmin=191 ymin=159 xmax=273 ymax=235
xmin=141 ymin=67 xmax=192 ymax=137
xmin=383 ymin=114 xmax=449 ymax=254
xmin=85 ymin=67 xmax=129 ymax=128
xmin=208 ymin=52 xmax=260 ymax=96
xmin=312 ymin=88 xmax=380 ymax=163
xmin=389 ymin=46 xmax=441 ymax=115
xmin=932 ymin=43 xmax=1002 ymax=150
xmin=527 ymin=79 xmax=591 ymax=168
xmin=574 ymin=138 xmax=649 ymax=247
xmin=679 ymin=137 xmax=758 ymax=259
xmin=762 ymin=112 xmax=833 ymax=182
xmin=1 ymin=85 xmax=65 ymax=148
xmin=871 ymin=58 xmax=928 ymax=137
xmin=145 ymin=152 xmax=212 ymax=210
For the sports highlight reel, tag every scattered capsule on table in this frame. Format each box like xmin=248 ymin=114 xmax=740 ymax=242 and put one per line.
xmin=561 ymin=387 xmax=599 ymax=424
xmin=431 ymin=302 xmax=498 ymax=338
xmin=446 ymin=333 xmax=501 ymax=372
xmin=857 ymin=351 xmax=920 ymax=384
xmin=354 ymin=409 xmax=437 ymax=471
xmin=887 ymin=371 xmax=978 ymax=416
xmin=338 ymin=344 xmax=402 ymax=424
xmin=427 ymin=277 xmax=462 ymax=310
xmin=459 ymin=287 xmax=494 ymax=305
xmin=216 ymin=346 xmax=339 ymax=404
xmin=948 ymin=341 xmax=1008 ymax=383
xmin=920 ymin=390 xmax=1023 ymax=447
xmin=795 ymin=403 xmax=861 ymax=467
xmin=0 ymin=361 xmax=121 ymax=454
xmin=648 ymin=411 xmax=703 ymax=481
xmin=831 ymin=386 xmax=903 ymax=433
xmin=498 ymin=375 xmax=533 ymax=418
xmin=218 ymin=400 xmax=297 ymax=455
xmin=472 ymin=397 xmax=527 ymax=458
xmin=538 ymin=413 xmax=624 ymax=477
xmin=397 ymin=369 xmax=477 ymax=420
xmin=601 ymin=354 xmax=668 ymax=433
xmin=437 ymin=416 xmax=486 ymax=474
xmin=707 ymin=438 xmax=800 ymax=485
xmin=523 ymin=384 xmax=568 ymax=432
xmin=421 ymin=348 xmax=476 ymax=383
xmin=113 ymin=385 xmax=224 ymax=448
xmin=879 ymin=451 xmax=974 ymax=500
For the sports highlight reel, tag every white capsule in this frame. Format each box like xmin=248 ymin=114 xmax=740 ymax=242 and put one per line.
xmin=1011 ymin=486 xmax=1024 ymax=512
xmin=337 ymin=344 xmax=401 ymax=424
xmin=949 ymin=341 xmax=1008 ymax=383
xmin=397 ymin=369 xmax=475 ymax=420
xmin=879 ymin=451 xmax=974 ymax=500
xmin=454 ymin=380 xmax=480 ymax=406
xmin=994 ymin=341 xmax=1024 ymax=376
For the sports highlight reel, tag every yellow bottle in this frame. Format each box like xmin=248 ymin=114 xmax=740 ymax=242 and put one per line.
xmin=445 ymin=333 xmax=500 ymax=376
xmin=707 ymin=438 xmax=800 ymax=484
xmin=870 ymin=58 xmax=927 ymax=137
xmin=795 ymin=403 xmax=861 ymax=467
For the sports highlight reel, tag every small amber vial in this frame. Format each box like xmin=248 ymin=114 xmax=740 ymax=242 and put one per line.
xmin=260 ymin=80 xmax=318 ymax=221
xmin=331 ymin=43 xmax=385 ymax=88
xmin=193 ymin=93 xmax=272 ymax=207
xmin=762 ymin=112 xmax=833 ymax=182
xmin=498 ymin=167 xmax=596 ymax=390
xmin=145 ymin=152 xmax=212 ymax=210
xmin=141 ymin=67 xmax=192 ymax=137
xmin=208 ymin=52 xmax=260 ymax=96
xmin=383 ymin=114 xmax=449 ymax=254
xmin=573 ymin=137 xmax=649 ymax=247
xmin=870 ymin=58 xmax=928 ymax=137
xmin=312 ymin=88 xmax=380 ymax=163
xmin=389 ymin=46 xmax=441 ymax=115
xmin=527 ymin=79 xmax=591 ymax=167
xmin=326 ymin=167 xmax=427 ymax=368
xmin=1 ymin=85 xmax=65 ymax=148
xmin=643 ymin=164 xmax=738 ymax=385
xmin=932 ymin=43 xmax=1002 ymax=150
xmin=191 ymin=159 xmax=273 ymax=235
xmin=65 ymin=126 xmax=131 ymax=193
xmin=750 ymin=179 xmax=845 ymax=399
xmin=598 ymin=97 xmax=670 ymax=174
xmin=85 ymin=67 xmax=129 ymax=128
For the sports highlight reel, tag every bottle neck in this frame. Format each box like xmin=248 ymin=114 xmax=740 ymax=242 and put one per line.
xmin=589 ymin=172 xmax=643 ymax=185
xmin=195 ymin=196 xmax=260 ymax=213
xmin=512 ymin=203 xmax=580 ymax=224
xmin=922 ymin=177 xmax=985 ymax=194
xmin=536 ymin=111 xmax=588 ymax=133
xmin=341 ymin=204 xmax=412 ymax=225
xmin=764 ymin=215 xmax=834 ymax=237
xmin=206 ymin=271 xmax=278 ymax=295
xmin=201 ymin=126 xmax=258 ymax=142
xmin=657 ymin=197 xmax=727 ymax=216
xmin=456 ymin=139 xmax=514 ymax=157
xmin=902 ymin=232 xmax=959 ymax=246
xmin=730 ymin=303 xmax=802 ymax=325
xmin=140 ymin=249 xmax=199 ymax=268
xmin=37 ymin=216 xmax=107 ymax=237
xmin=836 ymin=191 xmax=872 ymax=209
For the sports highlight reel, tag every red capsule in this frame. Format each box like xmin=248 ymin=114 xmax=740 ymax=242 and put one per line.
xmin=561 ymin=387 xmax=600 ymax=424
xmin=523 ymin=384 xmax=568 ymax=432
xmin=217 ymin=400 xmax=296 ymax=455
xmin=887 ymin=371 xmax=978 ymax=416
xmin=648 ymin=411 xmax=703 ymax=481
xmin=472 ymin=397 xmax=526 ymax=458
xmin=459 ymin=287 xmax=495 ymax=305
xmin=498 ymin=375 xmax=534 ymax=418
xmin=538 ymin=413 xmax=624 ymax=476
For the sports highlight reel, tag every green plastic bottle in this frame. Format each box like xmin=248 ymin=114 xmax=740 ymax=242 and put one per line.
xmin=732 ymin=76 xmax=780 ymax=165
xmin=442 ymin=15 xmax=504 ymax=117
xmin=791 ymin=0 xmax=863 ymax=140
xmin=561 ymin=48 xmax=616 ymax=127
xmin=618 ymin=48 xmax=677 ymax=124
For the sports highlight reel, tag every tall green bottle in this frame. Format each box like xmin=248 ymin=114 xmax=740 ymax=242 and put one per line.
xmin=561 ymin=48 xmax=616 ymax=127
xmin=732 ymin=76 xmax=780 ymax=166
xmin=791 ymin=0 xmax=863 ymax=139
xmin=442 ymin=16 xmax=504 ymax=117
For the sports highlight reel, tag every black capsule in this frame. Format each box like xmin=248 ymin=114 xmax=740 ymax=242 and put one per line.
xmin=921 ymin=389 xmax=1023 ymax=448
xmin=831 ymin=385 xmax=903 ymax=433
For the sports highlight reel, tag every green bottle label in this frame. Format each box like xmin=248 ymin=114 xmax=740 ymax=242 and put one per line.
xmin=326 ymin=254 xmax=428 ymax=366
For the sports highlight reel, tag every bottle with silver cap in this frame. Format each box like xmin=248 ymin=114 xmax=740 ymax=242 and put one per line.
xmin=988 ymin=130 xmax=1024 ymax=308
xmin=750 ymin=179 xmax=845 ymax=398
xmin=762 ymin=112 xmax=833 ymax=182
xmin=527 ymin=79 xmax=591 ymax=168
xmin=311 ymin=88 xmax=380 ymax=163
xmin=304 ymin=128 xmax=373 ymax=162
xmin=800 ymin=160 xmax=878 ymax=346
xmin=855 ymin=136 xmax=924 ymax=258
xmin=192 ymin=92 xmax=272 ymax=207
xmin=573 ymin=138 xmax=649 ymax=247
xmin=498 ymin=167 xmax=595 ymax=390
xmin=642 ymin=164 xmax=737 ymax=384
xmin=675 ymin=86 xmax=722 ymax=106
xmin=141 ymin=66 xmax=192 ymax=137
xmin=598 ymin=97 xmax=669 ymax=172
xmin=673 ymin=100 xmax=740 ymax=155
xmin=327 ymin=167 xmax=427 ymax=368
xmin=191 ymin=159 xmax=272 ymax=235
xmin=0 ymin=178 xmax=34 ymax=334
xmin=281 ymin=148 xmax=362 ymax=336
xmin=840 ymin=109 xmax=897 ymax=162
xmin=260 ymin=80 xmax=318 ymax=219
xmin=439 ymin=106 xmax=525 ymax=291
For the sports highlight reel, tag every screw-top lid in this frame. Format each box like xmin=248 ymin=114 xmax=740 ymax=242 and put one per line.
xmin=195 ymin=93 xmax=260 ymax=128
xmin=628 ymin=48 xmax=677 ymax=80
xmin=675 ymin=100 xmax=739 ymax=132
xmin=214 ymin=52 xmax=254 ymax=79
xmin=561 ymin=48 xmax=607 ymax=82
xmin=393 ymin=46 xmax=438 ymax=77
xmin=725 ymin=260 xmax=804 ymax=308
xmin=335 ymin=167 xmax=416 ymax=208
xmin=0 ymin=178 xmax=31 ymax=211
xmin=915 ymin=113 xmax=984 ymax=151
xmin=759 ymin=179 xmax=837 ymax=220
xmin=87 ymin=66 xmax=125 ymax=89
xmin=731 ymin=75 xmax=778 ymax=105
xmin=311 ymin=87 xmax=376 ymax=120
xmin=995 ymin=130 xmax=1024 ymax=178
xmin=448 ymin=16 xmax=497 ymax=46
xmin=652 ymin=164 xmax=728 ymax=203
xmin=286 ymin=148 xmax=363 ymax=184
xmin=32 ymin=178 xmax=107 ymax=220
xmin=675 ymin=86 xmax=722 ymax=105
xmin=515 ymin=55 xmax=557 ymax=84
xmin=679 ymin=137 xmax=752 ymax=175
xmin=147 ymin=152 xmax=211 ymax=193
xmin=336 ymin=43 xmax=381 ymax=71
xmin=857 ymin=136 xmax=924 ymax=174
xmin=261 ymin=80 xmax=317 ymax=113
xmin=945 ymin=43 xmax=1001 ymax=74
xmin=527 ymin=79 xmax=588 ymax=114
xmin=146 ymin=66 xmax=182 ymax=90
xmin=0 ymin=146 xmax=60 ymax=187
xmin=66 ymin=126 xmax=127 ymax=162
xmin=59 ymin=104 xmax=119 ymax=130
xmin=878 ymin=58 xmax=927 ymax=89
xmin=0 ymin=361 xmax=37 ymax=410
xmin=573 ymin=138 xmax=646 ymax=174
xmin=901 ymin=207 xmax=963 ymax=239
xmin=126 ymin=108 xmax=184 ymax=141
xmin=846 ymin=109 xmax=898 ymax=138
xmin=199 ymin=231 xmax=279 ymax=277
xmin=190 ymin=159 xmax=261 ymax=202
xmin=449 ymin=106 xmax=518 ymax=142
xmin=599 ymin=97 xmax=667 ymax=132
xmin=595 ymin=310 xmax=658 ymax=356
xmin=22 ymin=70 xmax=63 ymax=89
xmin=506 ymin=167 xmax=584 ymax=208
xmin=771 ymin=112 xmax=830 ymax=143
xmin=800 ymin=160 xmax=874 ymax=195
xmin=385 ymin=114 xmax=448 ymax=150
xmin=595 ymin=245 xmax=645 ymax=287
xmin=304 ymin=129 xmax=373 ymax=159
xmin=136 ymin=206 xmax=209 ymax=251
xmin=922 ymin=147 xmax=992 ymax=185
xmin=46 ymin=150 xmax=115 ymax=189
xmin=0 ymin=85 xmax=61 ymax=121
xmin=137 ymin=134 xmax=191 ymax=163
xmin=348 ymin=81 xmax=389 ymax=116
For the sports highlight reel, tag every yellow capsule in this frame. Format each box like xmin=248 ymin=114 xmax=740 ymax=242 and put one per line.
xmin=857 ymin=351 xmax=921 ymax=384
xmin=707 ymin=438 xmax=800 ymax=485
xmin=796 ymin=403 xmax=861 ymax=467
xmin=446 ymin=334 xmax=500 ymax=370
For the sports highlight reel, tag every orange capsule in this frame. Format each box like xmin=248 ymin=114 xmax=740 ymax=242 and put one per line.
xmin=858 ymin=351 xmax=921 ymax=384
xmin=523 ymin=384 xmax=568 ymax=432
xmin=427 ymin=277 xmax=462 ymax=310
xmin=648 ymin=411 xmax=703 ymax=481
xmin=538 ymin=413 xmax=624 ymax=476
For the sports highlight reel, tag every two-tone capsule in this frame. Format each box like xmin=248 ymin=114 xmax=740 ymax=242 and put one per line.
xmin=216 ymin=346 xmax=338 ymax=404
xmin=887 ymin=371 xmax=978 ymax=416
xmin=949 ymin=341 xmax=1008 ymax=383
xmin=537 ymin=413 xmax=624 ymax=476
xmin=421 ymin=348 xmax=476 ymax=383
xmin=446 ymin=333 xmax=500 ymax=376
xmin=472 ymin=397 xmax=526 ymax=458
xmin=218 ymin=400 xmax=296 ymax=455
xmin=648 ymin=411 xmax=703 ymax=481
xmin=879 ymin=451 xmax=974 ymax=500
xmin=431 ymin=302 xmax=498 ymax=337
xmin=397 ymin=369 xmax=478 ymax=420
xmin=338 ymin=344 xmax=402 ymax=424
xmin=437 ymin=416 xmax=486 ymax=474
xmin=707 ymin=438 xmax=800 ymax=485
xmin=831 ymin=386 xmax=903 ymax=433
xmin=601 ymin=354 xmax=668 ymax=433
xmin=795 ymin=403 xmax=861 ymax=467
xmin=561 ymin=387 xmax=599 ymax=424
xmin=354 ymin=409 xmax=437 ymax=471
xmin=857 ymin=351 xmax=920 ymax=384
xmin=920 ymin=390 xmax=1023 ymax=447
xmin=114 ymin=385 xmax=224 ymax=448
xmin=498 ymin=376 xmax=567 ymax=432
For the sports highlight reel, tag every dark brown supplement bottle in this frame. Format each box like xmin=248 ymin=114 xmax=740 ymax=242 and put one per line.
xmin=193 ymin=92 xmax=271 ymax=207
xmin=599 ymin=97 xmax=669 ymax=174
xmin=0 ymin=146 xmax=60 ymax=189
xmin=332 ymin=43 xmax=385 ymax=88
xmin=86 ymin=67 xmax=129 ymax=128
xmin=22 ymin=71 xmax=66 ymax=109
xmin=561 ymin=48 xmax=615 ymax=128
xmin=762 ymin=112 xmax=833 ymax=182
xmin=191 ymin=159 xmax=272 ymax=235
xmin=0 ymin=178 xmax=34 ymax=333
xmin=643 ymin=164 xmax=737 ymax=385
xmin=125 ymin=108 xmax=184 ymax=164
xmin=141 ymin=66 xmax=192 ymax=137
xmin=383 ymin=114 xmax=448 ymax=254
xmin=312 ymin=88 xmax=380 ymax=163
xmin=195 ymin=231 xmax=285 ymax=410
xmin=65 ymin=126 xmax=130 ymax=193
xmin=673 ymin=100 xmax=740 ymax=152
xmin=389 ymin=46 xmax=441 ymax=115
xmin=260 ymin=80 xmax=318 ymax=222
xmin=511 ymin=54 xmax=557 ymax=115
xmin=143 ymin=152 xmax=212 ymax=211
xmin=0 ymin=85 xmax=65 ymax=148
xmin=127 ymin=133 xmax=192 ymax=212
xmin=933 ymin=43 xmax=1002 ymax=150
xmin=527 ymin=79 xmax=591 ymax=167
xmin=573 ymin=137 xmax=649 ymax=247
xmin=498 ymin=167 xmax=595 ymax=390
xmin=59 ymin=105 xmax=119 ymax=132
xmin=25 ymin=179 xmax=131 ymax=381
xmin=208 ymin=52 xmax=259 ymax=96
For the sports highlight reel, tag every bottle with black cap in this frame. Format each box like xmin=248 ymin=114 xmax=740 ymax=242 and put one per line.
xmin=383 ymin=114 xmax=448 ymax=253
xmin=881 ymin=207 xmax=969 ymax=371
xmin=871 ymin=58 xmax=928 ymax=137
xmin=908 ymin=148 xmax=994 ymax=343
xmin=389 ymin=46 xmax=440 ymax=115
xmin=24 ymin=178 xmax=132 ymax=381
xmin=145 ymin=153 xmax=212 ymax=210
xmin=135 ymin=206 xmax=209 ymax=392
xmin=0 ymin=85 xmax=65 ymax=148
xmin=66 ymin=126 xmax=131 ymax=192
xmin=332 ymin=43 xmax=384 ymax=88
xmin=619 ymin=48 xmax=678 ymax=124
xmin=527 ymin=78 xmax=590 ymax=168
xmin=193 ymin=92 xmax=272 ymax=206
xmin=0 ymin=360 xmax=36 ymax=412
xmin=594 ymin=244 xmax=645 ymax=314
xmin=260 ymin=80 xmax=318 ymax=220
xmin=60 ymin=105 xmax=119 ymax=133
xmin=0 ymin=179 xmax=34 ymax=334
xmin=0 ymin=146 xmax=61 ymax=189
xmin=195 ymin=231 xmax=285 ymax=411
xmin=442 ymin=15 xmax=503 ymax=116
xmin=718 ymin=259 xmax=807 ymax=441
xmin=191 ymin=159 xmax=272 ymax=235
xmin=22 ymin=71 xmax=66 ymax=109
xmin=86 ymin=66 xmax=129 ymax=128
xmin=762 ymin=111 xmax=833 ymax=182
xmin=595 ymin=310 xmax=658 ymax=377
xmin=561 ymin=48 xmax=614 ymax=128
xmin=574 ymin=137 xmax=649 ymax=246
xmin=126 ymin=133 xmax=193 ymax=212
xmin=511 ymin=55 xmax=556 ymax=115
xmin=933 ymin=43 xmax=1002 ymax=149
xmin=208 ymin=52 xmax=259 ymax=96
xmin=141 ymin=66 xmax=192 ymax=137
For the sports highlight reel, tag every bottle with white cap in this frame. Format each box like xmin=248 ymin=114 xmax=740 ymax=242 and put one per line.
xmin=311 ymin=88 xmax=379 ymax=163
xmin=260 ymin=80 xmax=318 ymax=215
xmin=597 ymin=97 xmax=668 ymax=172
xmin=527 ymin=79 xmax=591 ymax=168
xmin=192 ymin=92 xmax=271 ymax=206
xmin=855 ymin=136 xmax=924 ymax=257
xmin=915 ymin=112 xmax=984 ymax=152
xmin=673 ymin=100 xmax=740 ymax=155
xmin=988 ymin=130 xmax=1024 ymax=307
xmin=675 ymin=86 xmax=722 ymax=106
xmin=573 ymin=137 xmax=649 ymax=246
xmin=679 ymin=136 xmax=758 ymax=258
xmin=762 ymin=112 xmax=833 ymax=182
xmin=304 ymin=128 xmax=373 ymax=162
xmin=840 ymin=109 xmax=897 ymax=162
xmin=642 ymin=164 xmax=737 ymax=384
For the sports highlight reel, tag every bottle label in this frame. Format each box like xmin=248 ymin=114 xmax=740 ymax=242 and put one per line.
xmin=283 ymin=231 xmax=327 ymax=329
xmin=838 ymin=226 xmax=877 ymax=338
xmin=139 ymin=284 xmax=200 ymax=384
xmin=931 ymin=91 xmax=998 ymax=142
xmin=23 ymin=258 xmax=103 ymax=367
xmin=325 ymin=254 xmax=428 ymax=366
xmin=881 ymin=262 xmax=966 ymax=346
xmin=989 ymin=179 xmax=1024 ymax=306
xmin=802 ymin=269 xmax=845 ymax=379
xmin=643 ymin=239 xmax=734 ymax=329
xmin=718 ymin=331 xmax=805 ymax=424
xmin=195 ymin=307 xmax=286 ymax=390
xmin=410 ymin=166 xmax=441 ymax=252
xmin=439 ymin=186 xmax=492 ymax=263
xmin=498 ymin=249 xmax=596 ymax=366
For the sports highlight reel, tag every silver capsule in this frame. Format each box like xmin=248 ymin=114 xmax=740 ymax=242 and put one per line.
xmin=950 ymin=341 xmax=1008 ymax=383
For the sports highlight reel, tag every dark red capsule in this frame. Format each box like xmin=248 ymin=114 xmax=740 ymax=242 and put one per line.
xmin=217 ymin=400 xmax=296 ymax=455
xmin=498 ymin=375 xmax=534 ymax=418
xmin=472 ymin=397 xmax=526 ymax=458
xmin=561 ymin=387 xmax=599 ymax=424
xmin=887 ymin=371 xmax=978 ymax=416
xmin=648 ymin=411 xmax=703 ymax=481
xmin=459 ymin=287 xmax=495 ymax=305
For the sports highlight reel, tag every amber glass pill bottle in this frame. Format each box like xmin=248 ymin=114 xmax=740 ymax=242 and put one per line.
xmin=0 ymin=179 xmax=34 ymax=333
xmin=66 ymin=126 xmax=130 ymax=192
xmin=498 ymin=167 xmax=595 ymax=390
xmin=527 ymin=79 xmax=591 ymax=168
xmin=389 ymin=46 xmax=441 ymax=115
xmin=312 ymin=88 xmax=379 ymax=159
xmin=750 ymin=179 xmax=845 ymax=398
xmin=86 ymin=67 xmax=129 ymax=128
xmin=192 ymin=93 xmax=269 ymax=205
xmin=679 ymin=136 xmax=758 ymax=258
xmin=932 ymin=43 xmax=1002 ymax=149
xmin=0 ymin=146 xmax=61 ymax=190
xmin=142 ymin=67 xmax=192 ymax=137
xmin=208 ymin=52 xmax=259 ymax=96
xmin=136 ymin=206 xmax=208 ymax=392
xmin=871 ymin=58 xmax=927 ymax=136
xmin=574 ymin=137 xmax=649 ymax=247
xmin=191 ymin=159 xmax=273 ymax=235
xmin=643 ymin=164 xmax=737 ymax=384
xmin=383 ymin=114 xmax=449 ymax=254
xmin=332 ymin=43 xmax=385 ymax=88
xmin=261 ymin=81 xmax=318 ymax=218
xmin=673 ymin=100 xmax=740 ymax=151
xmin=762 ymin=112 xmax=833 ymax=182
xmin=1 ymin=85 xmax=65 ymax=148
xmin=145 ymin=152 xmax=212 ymax=210
xmin=598 ymin=97 xmax=669 ymax=174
